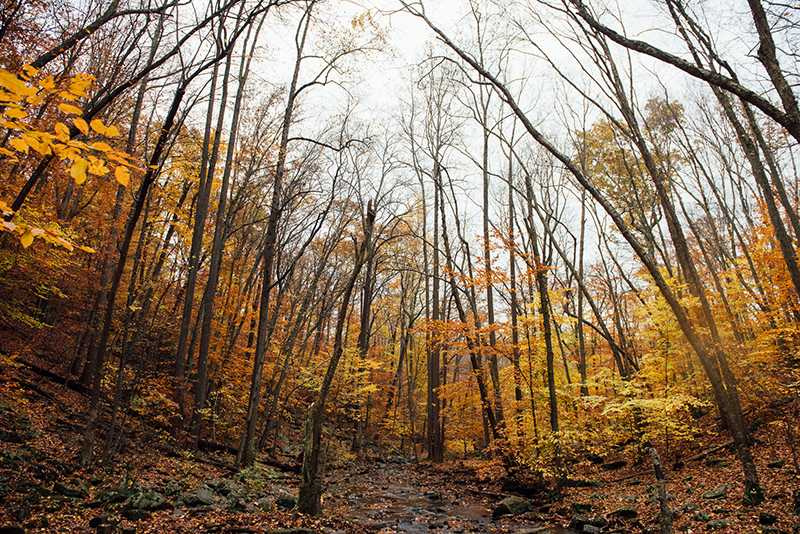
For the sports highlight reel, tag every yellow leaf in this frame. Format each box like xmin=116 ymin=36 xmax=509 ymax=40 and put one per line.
xmin=58 ymin=103 xmax=83 ymax=115
xmin=106 ymin=125 xmax=120 ymax=137
xmin=26 ymin=93 xmax=45 ymax=105
xmin=91 ymin=141 xmax=112 ymax=152
xmin=9 ymin=138 xmax=28 ymax=153
xmin=0 ymin=70 xmax=37 ymax=96
xmin=39 ymin=75 xmax=55 ymax=90
xmin=20 ymin=229 xmax=33 ymax=248
xmin=55 ymin=122 xmax=70 ymax=142
xmin=4 ymin=107 xmax=27 ymax=119
xmin=115 ymin=165 xmax=130 ymax=187
xmin=70 ymin=159 xmax=88 ymax=184
xmin=88 ymin=159 xmax=110 ymax=176
xmin=22 ymin=134 xmax=50 ymax=156
xmin=79 ymin=245 xmax=94 ymax=253
xmin=0 ymin=147 xmax=17 ymax=157
xmin=90 ymin=119 xmax=105 ymax=134
xmin=58 ymin=91 xmax=78 ymax=101
xmin=0 ymin=89 xmax=23 ymax=103
xmin=73 ymin=117 xmax=89 ymax=135
xmin=22 ymin=65 xmax=38 ymax=78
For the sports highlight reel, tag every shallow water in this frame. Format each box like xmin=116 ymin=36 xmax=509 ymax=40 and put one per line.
xmin=326 ymin=463 xmax=577 ymax=534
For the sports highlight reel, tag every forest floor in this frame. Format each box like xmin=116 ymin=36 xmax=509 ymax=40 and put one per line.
xmin=0 ymin=354 xmax=798 ymax=534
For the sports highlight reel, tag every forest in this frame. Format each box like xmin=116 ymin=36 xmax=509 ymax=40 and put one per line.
xmin=0 ymin=0 xmax=799 ymax=532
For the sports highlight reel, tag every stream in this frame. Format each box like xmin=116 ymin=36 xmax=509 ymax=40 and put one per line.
xmin=324 ymin=462 xmax=577 ymax=534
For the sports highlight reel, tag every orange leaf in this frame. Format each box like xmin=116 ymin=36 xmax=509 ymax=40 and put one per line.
xmin=59 ymin=103 xmax=83 ymax=115
xmin=115 ymin=165 xmax=130 ymax=187
xmin=90 ymin=119 xmax=105 ymax=134
xmin=20 ymin=229 xmax=33 ymax=248
xmin=70 ymin=158 xmax=89 ymax=184
xmin=55 ymin=122 xmax=70 ymax=142
xmin=4 ymin=107 xmax=27 ymax=119
xmin=73 ymin=117 xmax=89 ymax=135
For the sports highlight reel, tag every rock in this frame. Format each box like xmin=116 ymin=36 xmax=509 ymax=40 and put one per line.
xmin=571 ymin=502 xmax=592 ymax=514
xmin=582 ymin=526 xmax=601 ymax=534
xmin=683 ymin=503 xmax=699 ymax=512
xmin=53 ymin=481 xmax=86 ymax=499
xmin=267 ymin=530 xmax=317 ymax=534
xmin=162 ymin=479 xmax=181 ymax=496
xmin=89 ymin=514 xmax=118 ymax=528
xmin=254 ymin=497 xmax=274 ymax=511
xmin=124 ymin=489 xmax=170 ymax=511
xmin=707 ymin=519 xmax=732 ymax=529
xmin=181 ymin=487 xmax=215 ymax=507
xmin=600 ymin=460 xmax=627 ymax=471
xmin=275 ymin=491 xmax=296 ymax=510
xmin=121 ymin=509 xmax=153 ymax=521
xmin=702 ymin=485 xmax=732 ymax=500
xmin=608 ymin=507 xmax=638 ymax=520
xmin=0 ymin=525 xmax=26 ymax=534
xmin=492 ymin=496 xmax=534 ymax=518
xmin=759 ymin=512 xmax=778 ymax=525
xmin=767 ymin=460 xmax=785 ymax=469
xmin=214 ymin=479 xmax=241 ymax=497
xmin=569 ymin=514 xmax=608 ymax=531
xmin=585 ymin=453 xmax=604 ymax=464
xmin=692 ymin=510 xmax=709 ymax=522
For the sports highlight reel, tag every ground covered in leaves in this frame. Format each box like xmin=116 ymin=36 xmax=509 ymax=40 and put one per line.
xmin=1 ymin=356 xmax=798 ymax=533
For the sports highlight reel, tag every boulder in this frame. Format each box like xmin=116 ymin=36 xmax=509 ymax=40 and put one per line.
xmin=492 ymin=496 xmax=534 ymax=518
xmin=702 ymin=484 xmax=732 ymax=500
xmin=692 ymin=510 xmax=709 ymax=522
xmin=608 ymin=507 xmax=638 ymax=520
xmin=600 ymin=460 xmax=627 ymax=471
xmin=215 ymin=479 xmax=241 ymax=497
xmin=276 ymin=491 xmax=297 ymax=510
xmin=759 ymin=512 xmax=778 ymax=525
xmin=707 ymin=519 xmax=732 ymax=529
xmin=571 ymin=502 xmax=592 ymax=514
xmin=568 ymin=514 xmax=608 ymax=531
xmin=124 ymin=489 xmax=170 ymax=511
xmin=52 ymin=481 xmax=86 ymax=499
xmin=180 ymin=487 xmax=216 ymax=507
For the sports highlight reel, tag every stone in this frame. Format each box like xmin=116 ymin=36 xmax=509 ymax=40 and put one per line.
xmin=215 ymin=479 xmax=241 ymax=497
xmin=608 ymin=507 xmax=638 ymax=520
xmin=162 ymin=479 xmax=181 ymax=496
xmin=702 ymin=485 xmax=731 ymax=500
xmin=124 ymin=490 xmax=170 ymax=511
xmin=582 ymin=526 xmax=601 ymax=534
xmin=692 ymin=510 xmax=709 ymax=522
xmin=707 ymin=519 xmax=731 ymax=529
xmin=276 ymin=491 xmax=297 ymax=510
xmin=0 ymin=526 xmax=26 ymax=534
xmin=181 ymin=487 xmax=215 ymax=507
xmin=569 ymin=514 xmax=608 ymax=531
xmin=89 ymin=514 xmax=117 ymax=528
xmin=683 ymin=503 xmax=699 ymax=512
xmin=52 ymin=481 xmax=86 ymax=499
xmin=255 ymin=497 xmax=274 ymax=511
xmin=767 ymin=460 xmax=785 ymax=469
xmin=600 ymin=460 xmax=627 ymax=471
xmin=492 ymin=496 xmax=534 ymax=518
xmin=759 ymin=512 xmax=778 ymax=525
xmin=571 ymin=502 xmax=592 ymax=514
xmin=121 ymin=509 xmax=152 ymax=521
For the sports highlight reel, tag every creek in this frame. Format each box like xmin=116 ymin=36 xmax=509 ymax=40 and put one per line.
xmin=324 ymin=462 xmax=577 ymax=534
